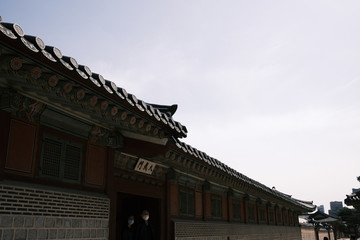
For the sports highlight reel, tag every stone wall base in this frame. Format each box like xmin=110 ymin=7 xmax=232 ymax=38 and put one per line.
xmin=0 ymin=215 xmax=109 ymax=240
xmin=0 ymin=181 xmax=110 ymax=240
xmin=174 ymin=221 xmax=302 ymax=240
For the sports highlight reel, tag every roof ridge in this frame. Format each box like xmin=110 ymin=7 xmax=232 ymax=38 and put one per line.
xmin=0 ymin=18 xmax=187 ymax=139
xmin=171 ymin=137 xmax=315 ymax=211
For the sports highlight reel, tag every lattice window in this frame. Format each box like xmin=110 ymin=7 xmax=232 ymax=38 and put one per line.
xmin=232 ymin=201 xmax=241 ymax=220
xmin=289 ymin=211 xmax=293 ymax=225
xmin=283 ymin=210 xmax=288 ymax=225
xmin=269 ymin=209 xmax=274 ymax=224
xmin=179 ymin=190 xmax=195 ymax=216
xmin=41 ymin=138 xmax=62 ymax=178
xmin=211 ymin=196 xmax=222 ymax=218
xmin=259 ymin=206 xmax=266 ymax=222
xmin=277 ymin=209 xmax=282 ymax=224
xmin=40 ymin=135 xmax=82 ymax=183
xmin=248 ymin=204 xmax=255 ymax=221
xmin=64 ymin=144 xmax=82 ymax=181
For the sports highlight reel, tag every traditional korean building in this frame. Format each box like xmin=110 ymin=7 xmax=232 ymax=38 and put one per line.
xmin=300 ymin=211 xmax=339 ymax=240
xmin=345 ymin=190 xmax=360 ymax=212
xmin=0 ymin=16 xmax=315 ymax=240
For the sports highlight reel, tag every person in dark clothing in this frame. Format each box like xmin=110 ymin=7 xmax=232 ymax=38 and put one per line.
xmin=134 ymin=210 xmax=153 ymax=240
xmin=121 ymin=215 xmax=135 ymax=240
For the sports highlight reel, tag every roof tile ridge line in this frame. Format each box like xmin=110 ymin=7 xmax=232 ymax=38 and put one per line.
xmin=0 ymin=19 xmax=186 ymax=137
xmin=291 ymin=198 xmax=314 ymax=205
xmin=170 ymin=138 xmax=313 ymax=210
xmin=272 ymin=189 xmax=292 ymax=198
xmin=0 ymin=41 xmax=163 ymax=132
xmin=172 ymin=137 xmax=270 ymax=190
xmin=173 ymin=137 xmax=313 ymax=207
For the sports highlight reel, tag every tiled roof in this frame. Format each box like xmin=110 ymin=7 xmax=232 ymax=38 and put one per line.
xmin=172 ymin=137 xmax=316 ymax=211
xmin=345 ymin=192 xmax=360 ymax=204
xmin=303 ymin=210 xmax=340 ymax=223
xmin=0 ymin=19 xmax=187 ymax=138
xmin=0 ymin=17 xmax=315 ymax=212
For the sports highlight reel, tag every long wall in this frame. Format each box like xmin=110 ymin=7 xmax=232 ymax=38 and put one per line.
xmin=174 ymin=221 xmax=302 ymax=240
xmin=0 ymin=181 xmax=110 ymax=240
xmin=301 ymin=225 xmax=334 ymax=240
xmin=301 ymin=227 xmax=316 ymax=240
xmin=0 ymin=98 xmax=310 ymax=240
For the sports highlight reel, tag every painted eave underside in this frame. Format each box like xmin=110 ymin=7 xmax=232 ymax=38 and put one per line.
xmin=0 ymin=20 xmax=187 ymax=139
xmin=0 ymin=17 xmax=315 ymax=212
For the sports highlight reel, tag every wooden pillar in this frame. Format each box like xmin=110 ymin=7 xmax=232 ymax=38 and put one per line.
xmin=167 ymin=168 xmax=179 ymax=217
xmin=255 ymin=198 xmax=262 ymax=224
xmin=282 ymin=208 xmax=287 ymax=226
xmin=277 ymin=207 xmax=281 ymax=225
xmin=195 ymin=182 xmax=203 ymax=219
xmin=203 ymin=181 xmax=211 ymax=220
xmin=315 ymin=225 xmax=320 ymax=240
xmin=243 ymin=194 xmax=249 ymax=224
xmin=333 ymin=228 xmax=338 ymax=240
xmin=266 ymin=202 xmax=271 ymax=225
xmin=0 ymin=110 xmax=10 ymax=180
xmin=107 ymin=148 xmax=117 ymax=240
xmin=227 ymin=188 xmax=233 ymax=222
xmin=165 ymin=167 xmax=178 ymax=240
xmin=295 ymin=212 xmax=301 ymax=226
xmin=222 ymin=192 xmax=228 ymax=221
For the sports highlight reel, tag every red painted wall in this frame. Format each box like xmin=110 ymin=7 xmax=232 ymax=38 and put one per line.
xmin=5 ymin=119 xmax=37 ymax=176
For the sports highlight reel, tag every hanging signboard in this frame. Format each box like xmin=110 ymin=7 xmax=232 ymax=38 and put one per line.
xmin=134 ymin=158 xmax=156 ymax=175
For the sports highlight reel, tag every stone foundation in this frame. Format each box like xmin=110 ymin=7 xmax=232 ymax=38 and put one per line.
xmin=0 ymin=181 xmax=110 ymax=240
xmin=174 ymin=221 xmax=302 ymax=240
xmin=0 ymin=215 xmax=109 ymax=239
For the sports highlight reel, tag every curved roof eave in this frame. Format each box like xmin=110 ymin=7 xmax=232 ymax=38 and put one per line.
xmin=0 ymin=19 xmax=187 ymax=139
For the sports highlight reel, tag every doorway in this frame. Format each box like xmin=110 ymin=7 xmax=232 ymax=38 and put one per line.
xmin=116 ymin=193 xmax=161 ymax=239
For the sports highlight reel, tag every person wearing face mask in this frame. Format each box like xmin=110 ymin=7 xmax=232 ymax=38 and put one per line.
xmin=134 ymin=210 xmax=153 ymax=240
xmin=121 ymin=215 xmax=135 ymax=240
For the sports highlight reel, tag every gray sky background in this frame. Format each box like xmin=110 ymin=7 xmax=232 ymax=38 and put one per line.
xmin=3 ymin=1 xmax=360 ymax=212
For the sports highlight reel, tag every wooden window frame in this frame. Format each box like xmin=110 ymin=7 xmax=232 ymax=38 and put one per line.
xmin=283 ymin=209 xmax=288 ymax=225
xmin=39 ymin=134 xmax=83 ymax=184
xmin=268 ymin=208 xmax=275 ymax=224
xmin=289 ymin=210 xmax=293 ymax=225
xmin=179 ymin=188 xmax=195 ymax=217
xmin=247 ymin=203 xmax=256 ymax=223
xmin=211 ymin=195 xmax=222 ymax=219
xmin=232 ymin=200 xmax=242 ymax=221
xmin=258 ymin=206 xmax=266 ymax=223
xmin=276 ymin=208 xmax=282 ymax=225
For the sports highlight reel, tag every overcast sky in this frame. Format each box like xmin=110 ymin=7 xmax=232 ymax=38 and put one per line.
xmin=3 ymin=1 xmax=360 ymax=212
